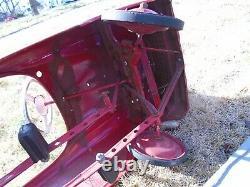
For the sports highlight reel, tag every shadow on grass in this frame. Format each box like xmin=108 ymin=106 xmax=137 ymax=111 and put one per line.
xmin=120 ymin=91 xmax=250 ymax=186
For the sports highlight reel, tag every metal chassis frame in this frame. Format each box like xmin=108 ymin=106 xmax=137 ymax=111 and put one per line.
xmin=0 ymin=61 xmax=183 ymax=186
xmin=0 ymin=20 xmax=185 ymax=187
xmin=65 ymin=63 xmax=184 ymax=187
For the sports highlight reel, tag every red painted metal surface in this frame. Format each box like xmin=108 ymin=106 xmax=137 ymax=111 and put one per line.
xmin=0 ymin=0 xmax=189 ymax=186
xmin=65 ymin=116 xmax=159 ymax=187
xmin=130 ymin=131 xmax=186 ymax=161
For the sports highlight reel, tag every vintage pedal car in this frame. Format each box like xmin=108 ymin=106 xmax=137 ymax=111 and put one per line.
xmin=0 ymin=0 xmax=188 ymax=186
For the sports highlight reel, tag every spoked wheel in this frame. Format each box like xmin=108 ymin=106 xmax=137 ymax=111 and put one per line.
xmin=101 ymin=4 xmax=184 ymax=35
xmin=21 ymin=78 xmax=53 ymax=134
xmin=128 ymin=130 xmax=187 ymax=167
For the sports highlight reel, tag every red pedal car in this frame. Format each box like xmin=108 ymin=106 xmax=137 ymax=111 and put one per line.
xmin=0 ymin=0 xmax=189 ymax=186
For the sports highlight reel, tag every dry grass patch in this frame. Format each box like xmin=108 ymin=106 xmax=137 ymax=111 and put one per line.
xmin=0 ymin=0 xmax=250 ymax=186
xmin=120 ymin=0 xmax=250 ymax=186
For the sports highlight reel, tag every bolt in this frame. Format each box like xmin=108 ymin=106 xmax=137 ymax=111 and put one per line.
xmin=96 ymin=153 xmax=106 ymax=163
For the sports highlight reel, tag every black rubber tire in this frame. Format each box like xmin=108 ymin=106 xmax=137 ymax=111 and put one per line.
xmin=101 ymin=10 xmax=184 ymax=31
xmin=127 ymin=144 xmax=188 ymax=167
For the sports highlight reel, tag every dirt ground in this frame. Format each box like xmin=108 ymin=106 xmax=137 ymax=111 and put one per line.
xmin=0 ymin=0 xmax=250 ymax=186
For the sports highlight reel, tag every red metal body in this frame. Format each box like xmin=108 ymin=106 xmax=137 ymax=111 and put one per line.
xmin=0 ymin=0 xmax=188 ymax=186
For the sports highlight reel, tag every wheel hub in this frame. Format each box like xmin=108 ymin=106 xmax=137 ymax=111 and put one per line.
xmin=129 ymin=130 xmax=186 ymax=166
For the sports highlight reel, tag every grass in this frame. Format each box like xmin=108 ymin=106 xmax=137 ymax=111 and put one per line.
xmin=120 ymin=0 xmax=250 ymax=186
xmin=0 ymin=0 xmax=250 ymax=186
xmin=0 ymin=76 xmax=66 ymax=187
xmin=0 ymin=0 xmax=99 ymax=39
